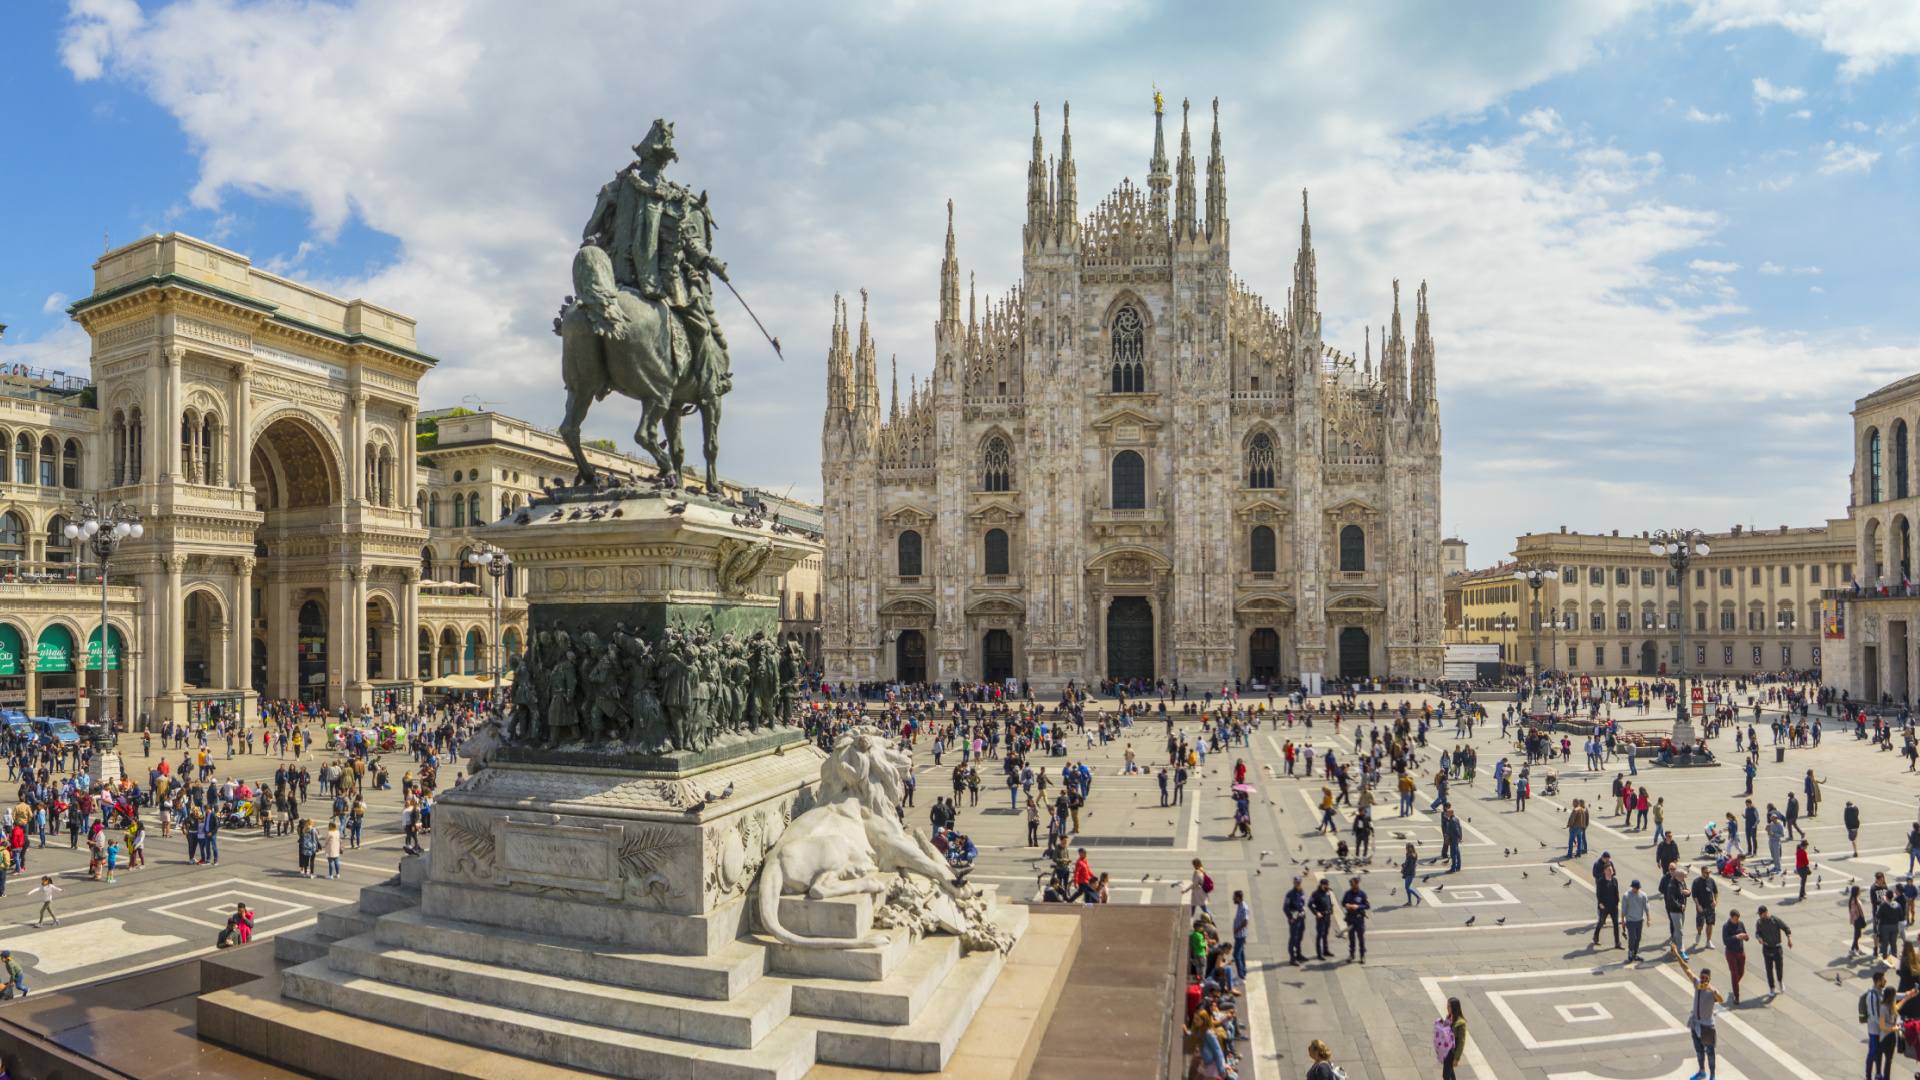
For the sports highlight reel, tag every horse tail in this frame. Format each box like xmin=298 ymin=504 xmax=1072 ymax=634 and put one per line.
xmin=571 ymin=243 xmax=631 ymax=340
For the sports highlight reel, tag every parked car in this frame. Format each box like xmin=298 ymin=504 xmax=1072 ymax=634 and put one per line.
xmin=30 ymin=718 xmax=80 ymax=747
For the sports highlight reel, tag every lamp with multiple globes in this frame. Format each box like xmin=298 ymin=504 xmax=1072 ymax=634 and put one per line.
xmin=1648 ymin=529 xmax=1709 ymax=742
xmin=1512 ymin=565 xmax=1559 ymax=690
xmin=467 ymin=548 xmax=512 ymax=712
xmin=64 ymin=500 xmax=142 ymax=730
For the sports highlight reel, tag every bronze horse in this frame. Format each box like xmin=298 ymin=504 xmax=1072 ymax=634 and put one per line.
xmin=556 ymin=242 xmax=730 ymax=490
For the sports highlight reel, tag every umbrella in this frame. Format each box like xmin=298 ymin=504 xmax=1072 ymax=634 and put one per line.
xmin=1232 ymin=783 xmax=1256 ymax=793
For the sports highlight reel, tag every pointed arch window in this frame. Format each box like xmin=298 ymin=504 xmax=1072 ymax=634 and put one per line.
xmin=1870 ymin=428 xmax=1884 ymax=504
xmin=984 ymin=528 xmax=1010 ymax=575
xmin=898 ymin=530 xmax=923 ymax=577
xmin=1897 ymin=420 xmax=1910 ymax=500
xmin=983 ymin=436 xmax=1013 ymax=492
xmin=1247 ymin=432 xmax=1276 ymax=489
xmin=1112 ymin=450 xmax=1145 ymax=510
xmin=1110 ymin=306 xmax=1144 ymax=393
xmin=1250 ymin=525 xmax=1276 ymax=573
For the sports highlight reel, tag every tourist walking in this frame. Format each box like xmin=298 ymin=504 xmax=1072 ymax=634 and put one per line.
xmin=30 ymin=877 xmax=59 ymax=926
xmin=1675 ymin=949 xmax=1722 ymax=1079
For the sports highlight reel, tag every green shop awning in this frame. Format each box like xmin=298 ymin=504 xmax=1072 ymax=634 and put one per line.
xmin=87 ymin=626 xmax=123 ymax=671
xmin=35 ymin=625 xmax=75 ymax=674
xmin=0 ymin=625 xmax=21 ymax=677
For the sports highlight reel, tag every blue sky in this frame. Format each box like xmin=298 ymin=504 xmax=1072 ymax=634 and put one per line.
xmin=3 ymin=0 xmax=1918 ymax=560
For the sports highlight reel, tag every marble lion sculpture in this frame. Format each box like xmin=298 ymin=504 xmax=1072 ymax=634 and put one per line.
xmin=757 ymin=726 xmax=970 ymax=949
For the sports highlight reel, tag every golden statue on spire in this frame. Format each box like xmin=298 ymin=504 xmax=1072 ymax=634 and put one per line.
xmin=1153 ymin=85 xmax=1164 ymax=115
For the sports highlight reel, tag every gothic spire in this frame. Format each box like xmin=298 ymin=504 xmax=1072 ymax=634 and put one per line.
xmin=1055 ymin=102 xmax=1077 ymax=246
xmin=939 ymin=199 xmax=960 ymax=331
xmin=1174 ymin=98 xmax=1197 ymax=242
xmin=1384 ymin=279 xmax=1407 ymax=404
xmin=1291 ymin=189 xmax=1317 ymax=332
xmin=890 ymin=354 xmax=899 ymax=422
xmin=1147 ymin=88 xmax=1171 ymax=230
xmin=856 ymin=288 xmax=878 ymax=423
xmin=1204 ymin=97 xmax=1227 ymax=244
xmin=1026 ymin=102 xmax=1050 ymax=248
xmin=1412 ymin=280 xmax=1437 ymax=410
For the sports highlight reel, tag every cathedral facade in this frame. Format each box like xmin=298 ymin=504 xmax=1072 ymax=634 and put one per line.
xmin=820 ymin=98 xmax=1445 ymax=692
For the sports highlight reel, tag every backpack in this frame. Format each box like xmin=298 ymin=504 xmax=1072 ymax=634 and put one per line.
xmin=1202 ymin=873 xmax=1214 ymax=894
xmin=1433 ymin=1017 xmax=1456 ymax=1060
xmin=1860 ymin=990 xmax=1872 ymax=1024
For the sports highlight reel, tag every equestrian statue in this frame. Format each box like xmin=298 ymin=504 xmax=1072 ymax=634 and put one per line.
xmin=556 ymin=119 xmax=735 ymax=492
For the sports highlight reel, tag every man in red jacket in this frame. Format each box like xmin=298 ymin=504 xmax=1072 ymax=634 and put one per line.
xmin=1068 ymin=847 xmax=1098 ymax=903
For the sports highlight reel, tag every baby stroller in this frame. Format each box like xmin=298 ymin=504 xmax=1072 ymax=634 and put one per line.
xmin=1700 ymin=823 xmax=1725 ymax=859
xmin=1540 ymin=769 xmax=1559 ymax=797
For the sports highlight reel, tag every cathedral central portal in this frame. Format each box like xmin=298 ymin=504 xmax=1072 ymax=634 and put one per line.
xmin=1106 ymin=596 xmax=1154 ymax=682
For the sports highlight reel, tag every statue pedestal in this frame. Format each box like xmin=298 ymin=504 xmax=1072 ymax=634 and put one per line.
xmin=1672 ymin=719 xmax=1698 ymax=746
xmin=247 ymin=487 xmax=1054 ymax=1078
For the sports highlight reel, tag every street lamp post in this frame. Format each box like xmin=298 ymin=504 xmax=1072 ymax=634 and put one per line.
xmin=466 ymin=547 xmax=512 ymax=715
xmin=1649 ymin=529 xmax=1711 ymax=746
xmin=64 ymin=500 xmax=143 ymax=731
xmin=1513 ymin=564 xmax=1559 ymax=702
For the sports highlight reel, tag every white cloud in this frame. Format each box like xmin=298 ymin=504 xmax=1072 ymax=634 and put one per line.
xmin=1520 ymin=107 xmax=1563 ymax=133
xmin=1789 ymin=109 xmax=1811 ymax=118
xmin=1750 ymin=76 xmax=1806 ymax=110
xmin=1685 ymin=106 xmax=1729 ymax=123
xmin=1758 ymin=261 xmax=1784 ymax=273
xmin=1690 ymin=259 xmax=1740 ymax=272
xmin=41 ymin=293 xmax=69 ymax=314
xmin=1810 ymin=285 xmax=1824 ymax=293
xmin=1691 ymin=1 xmax=1920 ymax=78
xmin=1818 ymin=140 xmax=1880 ymax=174
xmin=56 ymin=0 xmax=1919 ymax=553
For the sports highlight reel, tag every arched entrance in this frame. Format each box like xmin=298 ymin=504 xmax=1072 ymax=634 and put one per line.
xmin=895 ymin=630 xmax=926 ymax=685
xmin=1249 ymin=628 xmax=1280 ymax=680
xmin=1106 ymin=597 xmax=1154 ymax=681
xmin=983 ymin=629 xmax=1014 ymax=683
xmin=1337 ymin=627 xmax=1370 ymax=679
xmin=182 ymin=590 xmax=223 ymax=689
xmin=1639 ymin=640 xmax=1658 ymax=675
xmin=297 ymin=599 xmax=328 ymax=703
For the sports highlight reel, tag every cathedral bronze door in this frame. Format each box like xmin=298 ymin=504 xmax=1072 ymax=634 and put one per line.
xmin=983 ymin=629 xmax=1014 ymax=683
xmin=1106 ymin=597 xmax=1154 ymax=681
xmin=1337 ymin=627 xmax=1370 ymax=679
xmin=1249 ymin=628 xmax=1279 ymax=680
xmin=895 ymin=630 xmax=927 ymax=685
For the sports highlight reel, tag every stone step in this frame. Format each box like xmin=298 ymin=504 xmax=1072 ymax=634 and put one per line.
xmin=375 ymin=908 xmax=766 ymax=1001
xmin=272 ymin=925 xmax=334 ymax=965
xmin=811 ymin=933 xmax=1010 ymax=1072
xmin=773 ymin=893 xmax=872 ymax=939
xmin=787 ymin=933 xmax=959 ymax=1025
xmin=760 ymin=925 xmax=913 ymax=982
xmin=397 ymin=854 xmax=428 ymax=888
xmin=316 ymin=902 xmax=375 ymax=941
xmin=357 ymin=882 xmax=419 ymax=917
xmin=281 ymin=959 xmax=818 ymax=1080
xmin=326 ymin=935 xmax=793 ymax=1050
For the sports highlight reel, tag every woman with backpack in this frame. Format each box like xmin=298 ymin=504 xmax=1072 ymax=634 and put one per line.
xmin=296 ymin=817 xmax=319 ymax=878
xmin=1434 ymin=998 xmax=1466 ymax=1080
xmin=1191 ymin=858 xmax=1213 ymax=916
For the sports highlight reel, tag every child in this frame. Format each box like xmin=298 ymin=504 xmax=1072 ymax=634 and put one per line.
xmin=30 ymin=877 xmax=60 ymax=926
xmin=105 ymin=837 xmax=119 ymax=883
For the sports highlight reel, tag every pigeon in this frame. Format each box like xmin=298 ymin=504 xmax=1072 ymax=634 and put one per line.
xmin=1434 ymin=883 xmax=1445 ymax=891
xmin=1422 ymin=874 xmax=1431 ymax=883
xmin=1465 ymin=916 xmax=1476 ymax=926
xmin=1497 ymin=917 xmax=1506 ymax=925
xmin=1522 ymin=872 xmax=1529 ymax=878
xmin=1260 ymin=850 xmax=1274 ymax=858
xmin=1549 ymin=866 xmax=1557 ymax=875
xmin=1564 ymin=879 xmax=1573 ymax=888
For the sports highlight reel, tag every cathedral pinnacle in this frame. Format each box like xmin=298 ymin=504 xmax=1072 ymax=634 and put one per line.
xmin=1174 ymin=98 xmax=1197 ymax=242
xmin=1026 ymin=102 xmax=1051 ymax=247
xmin=1148 ymin=89 xmax=1171 ymax=229
xmin=1055 ymin=102 xmax=1077 ymax=246
xmin=1205 ymin=96 xmax=1227 ymax=244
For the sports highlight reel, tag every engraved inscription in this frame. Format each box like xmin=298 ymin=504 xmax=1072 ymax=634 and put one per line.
xmin=490 ymin=817 xmax=624 ymax=899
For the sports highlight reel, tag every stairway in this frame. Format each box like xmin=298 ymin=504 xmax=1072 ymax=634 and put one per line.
xmin=276 ymin=859 xmax=1028 ymax=1079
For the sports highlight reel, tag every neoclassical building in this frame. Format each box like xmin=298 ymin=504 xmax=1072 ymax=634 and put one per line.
xmin=820 ymin=97 xmax=1445 ymax=691
xmin=0 ymin=232 xmax=824 ymax=725
xmin=1829 ymin=371 xmax=1920 ymax=703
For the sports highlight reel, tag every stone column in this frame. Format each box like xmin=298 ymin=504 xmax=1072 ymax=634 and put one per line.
xmin=234 ymin=557 xmax=254 ymax=708
xmin=332 ymin=568 xmax=351 ymax=708
xmin=162 ymin=555 xmax=186 ymax=694
xmin=402 ymin=567 xmax=420 ymax=680
xmin=350 ymin=565 xmax=369 ymax=685
xmin=231 ymin=365 xmax=252 ymax=492
xmin=146 ymin=346 xmax=165 ymax=486
xmin=165 ymin=346 xmax=184 ymax=480
xmin=352 ymin=393 xmax=369 ymax=503
xmin=402 ymin=407 xmax=418 ymax=517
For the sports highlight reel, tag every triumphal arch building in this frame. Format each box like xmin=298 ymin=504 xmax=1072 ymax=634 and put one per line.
xmin=69 ymin=234 xmax=430 ymax=723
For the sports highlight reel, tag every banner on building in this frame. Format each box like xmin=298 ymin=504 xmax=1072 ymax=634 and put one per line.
xmin=1824 ymin=599 xmax=1846 ymax=639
